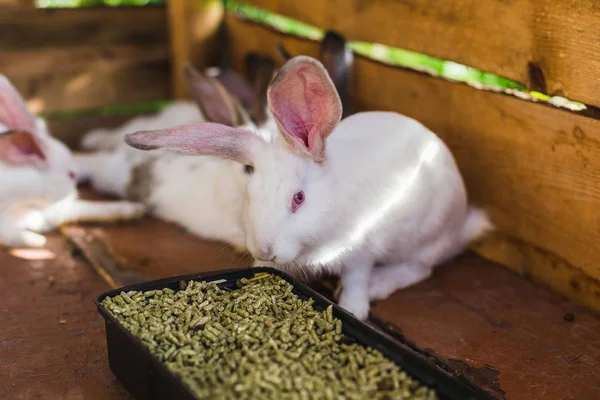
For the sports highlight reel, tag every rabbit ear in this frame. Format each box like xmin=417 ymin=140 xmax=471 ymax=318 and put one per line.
xmin=320 ymin=31 xmax=353 ymax=119
xmin=0 ymin=130 xmax=46 ymax=167
xmin=204 ymin=67 xmax=254 ymax=127
xmin=124 ymin=123 xmax=259 ymax=165
xmin=182 ymin=63 xmax=244 ymax=127
xmin=210 ymin=68 xmax=255 ymax=112
xmin=245 ymin=53 xmax=276 ymax=126
xmin=0 ymin=75 xmax=36 ymax=133
xmin=267 ymin=56 xmax=342 ymax=162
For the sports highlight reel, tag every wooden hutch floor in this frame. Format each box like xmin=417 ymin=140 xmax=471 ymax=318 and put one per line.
xmin=1 ymin=192 xmax=599 ymax=400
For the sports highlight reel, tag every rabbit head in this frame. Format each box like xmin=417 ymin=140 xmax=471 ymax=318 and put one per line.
xmin=0 ymin=75 xmax=77 ymax=205
xmin=125 ymin=56 xmax=341 ymax=264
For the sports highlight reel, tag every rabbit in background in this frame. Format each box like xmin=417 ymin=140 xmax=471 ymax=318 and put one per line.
xmin=0 ymin=75 xmax=145 ymax=249
xmin=74 ymin=59 xmax=277 ymax=253
xmin=124 ymin=55 xmax=494 ymax=321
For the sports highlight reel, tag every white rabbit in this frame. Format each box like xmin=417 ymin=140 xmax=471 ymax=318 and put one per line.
xmin=73 ymin=63 xmax=277 ymax=252
xmin=123 ymin=56 xmax=494 ymax=320
xmin=0 ymin=75 xmax=145 ymax=249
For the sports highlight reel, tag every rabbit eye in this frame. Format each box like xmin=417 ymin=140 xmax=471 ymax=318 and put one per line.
xmin=68 ymin=170 xmax=77 ymax=180
xmin=244 ymin=165 xmax=254 ymax=175
xmin=291 ymin=190 xmax=304 ymax=213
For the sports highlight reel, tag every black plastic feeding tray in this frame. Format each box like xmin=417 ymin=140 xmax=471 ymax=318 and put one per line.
xmin=95 ymin=267 xmax=494 ymax=400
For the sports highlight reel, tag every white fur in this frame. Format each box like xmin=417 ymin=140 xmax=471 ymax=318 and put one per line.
xmin=0 ymin=117 xmax=145 ymax=249
xmin=244 ymin=111 xmax=493 ymax=320
xmin=80 ymin=101 xmax=203 ymax=152
xmin=74 ymin=101 xmax=252 ymax=251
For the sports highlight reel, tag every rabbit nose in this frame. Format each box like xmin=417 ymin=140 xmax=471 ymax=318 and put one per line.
xmin=255 ymin=243 xmax=275 ymax=262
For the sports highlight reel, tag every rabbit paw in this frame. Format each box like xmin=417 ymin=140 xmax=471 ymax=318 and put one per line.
xmin=1 ymin=230 xmax=47 ymax=248
xmin=368 ymin=262 xmax=433 ymax=301
xmin=338 ymin=290 xmax=370 ymax=321
xmin=78 ymin=201 xmax=147 ymax=223
xmin=21 ymin=231 xmax=47 ymax=247
xmin=18 ymin=209 xmax=54 ymax=233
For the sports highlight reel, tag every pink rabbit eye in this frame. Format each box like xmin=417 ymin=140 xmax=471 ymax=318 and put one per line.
xmin=68 ymin=170 xmax=76 ymax=180
xmin=291 ymin=190 xmax=304 ymax=213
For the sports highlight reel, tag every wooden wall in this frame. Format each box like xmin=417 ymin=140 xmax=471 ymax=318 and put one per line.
xmin=247 ymin=0 xmax=600 ymax=109
xmin=0 ymin=3 xmax=170 ymax=146
xmin=215 ymin=2 xmax=600 ymax=312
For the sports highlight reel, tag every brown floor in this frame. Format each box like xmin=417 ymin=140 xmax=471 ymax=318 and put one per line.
xmin=2 ymin=211 xmax=600 ymax=399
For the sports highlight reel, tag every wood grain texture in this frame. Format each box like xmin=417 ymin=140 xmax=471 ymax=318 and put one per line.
xmin=3 ymin=220 xmax=598 ymax=399
xmin=167 ymin=0 xmax=193 ymax=99
xmin=0 ymin=236 xmax=133 ymax=400
xmin=370 ymin=254 xmax=600 ymax=400
xmin=167 ymin=0 xmax=224 ymax=99
xmin=224 ymin=16 xmax=600 ymax=311
xmin=0 ymin=6 xmax=169 ymax=113
xmin=245 ymin=0 xmax=600 ymax=108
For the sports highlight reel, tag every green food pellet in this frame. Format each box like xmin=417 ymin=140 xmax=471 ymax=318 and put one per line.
xmin=101 ymin=274 xmax=438 ymax=400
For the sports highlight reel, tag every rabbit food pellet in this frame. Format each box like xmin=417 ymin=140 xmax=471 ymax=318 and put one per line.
xmin=101 ymin=274 xmax=438 ymax=400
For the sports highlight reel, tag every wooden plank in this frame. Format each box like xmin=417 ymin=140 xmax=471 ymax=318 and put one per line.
xmin=245 ymin=0 xmax=600 ymax=108
xmin=0 ymin=6 xmax=167 ymax=51
xmin=167 ymin=0 xmax=193 ymax=99
xmin=62 ymin=225 xmax=145 ymax=289
xmin=0 ymin=235 xmax=132 ymax=400
xmin=224 ymin=16 xmax=600 ymax=311
xmin=0 ymin=6 xmax=170 ymax=113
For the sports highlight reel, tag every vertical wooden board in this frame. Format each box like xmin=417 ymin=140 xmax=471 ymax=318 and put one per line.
xmin=245 ymin=0 xmax=600 ymax=107
xmin=167 ymin=0 xmax=225 ymax=99
xmin=167 ymin=0 xmax=193 ymax=99
xmin=0 ymin=6 xmax=170 ymax=113
xmin=224 ymin=17 xmax=600 ymax=311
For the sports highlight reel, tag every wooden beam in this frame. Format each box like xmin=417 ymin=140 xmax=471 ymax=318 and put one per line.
xmin=167 ymin=0 xmax=224 ymax=99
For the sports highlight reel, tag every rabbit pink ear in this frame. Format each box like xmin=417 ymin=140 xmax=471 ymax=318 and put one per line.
xmin=124 ymin=122 xmax=258 ymax=165
xmin=0 ymin=130 xmax=46 ymax=167
xmin=267 ymin=56 xmax=342 ymax=162
xmin=0 ymin=75 xmax=36 ymax=133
